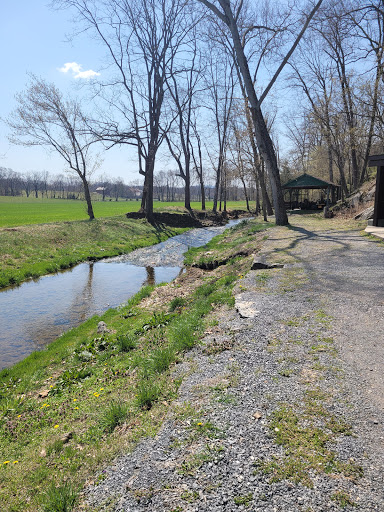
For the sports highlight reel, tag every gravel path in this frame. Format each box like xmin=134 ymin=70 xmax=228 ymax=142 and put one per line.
xmin=83 ymin=219 xmax=384 ymax=512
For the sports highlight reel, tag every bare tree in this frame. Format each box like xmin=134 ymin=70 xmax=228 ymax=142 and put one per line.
xmin=204 ymin=50 xmax=236 ymax=213
xmin=197 ymin=0 xmax=323 ymax=225
xmin=6 ymin=77 xmax=100 ymax=219
xmin=56 ymin=0 xmax=195 ymax=222
xmin=190 ymin=114 xmax=206 ymax=210
xmin=164 ymin=30 xmax=203 ymax=211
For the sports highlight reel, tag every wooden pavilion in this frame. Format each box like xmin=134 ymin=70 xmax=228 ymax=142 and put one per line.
xmin=282 ymin=173 xmax=340 ymax=211
xmin=367 ymin=154 xmax=384 ymax=227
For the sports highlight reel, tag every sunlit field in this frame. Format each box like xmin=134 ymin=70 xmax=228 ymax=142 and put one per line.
xmin=0 ymin=196 xmax=249 ymax=228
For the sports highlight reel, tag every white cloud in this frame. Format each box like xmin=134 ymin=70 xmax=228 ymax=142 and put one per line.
xmin=58 ymin=62 xmax=100 ymax=79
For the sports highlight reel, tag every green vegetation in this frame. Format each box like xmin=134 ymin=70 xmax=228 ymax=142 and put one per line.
xmin=257 ymin=308 xmax=362 ymax=490
xmin=0 ymin=216 xmax=187 ymax=289
xmin=0 ymin=264 xmax=237 ymax=511
xmin=184 ymin=219 xmax=269 ymax=267
xmin=42 ymin=481 xmax=78 ymax=512
xmin=0 ymin=196 xmax=249 ymax=228
xmin=234 ymin=493 xmax=253 ymax=506
xmin=331 ymin=491 xmax=357 ymax=508
xmin=254 ymin=403 xmax=361 ymax=488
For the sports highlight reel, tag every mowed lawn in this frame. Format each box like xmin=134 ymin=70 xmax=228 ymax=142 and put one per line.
xmin=0 ymin=196 xmax=249 ymax=228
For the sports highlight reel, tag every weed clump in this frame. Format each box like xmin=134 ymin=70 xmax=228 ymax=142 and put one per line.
xmin=117 ymin=334 xmax=136 ymax=353
xmin=135 ymin=379 xmax=161 ymax=410
xmin=169 ymin=297 xmax=186 ymax=311
xmin=42 ymin=481 xmax=78 ymax=512
xmin=99 ymin=400 xmax=130 ymax=433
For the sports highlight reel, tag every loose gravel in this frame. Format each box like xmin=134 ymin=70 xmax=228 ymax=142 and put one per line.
xmin=82 ymin=219 xmax=384 ymax=512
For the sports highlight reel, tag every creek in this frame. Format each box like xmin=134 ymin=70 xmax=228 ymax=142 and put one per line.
xmin=0 ymin=219 xmax=244 ymax=369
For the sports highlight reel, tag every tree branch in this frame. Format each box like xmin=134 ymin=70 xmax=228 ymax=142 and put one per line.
xmin=198 ymin=0 xmax=227 ymax=24
xmin=258 ymin=0 xmax=324 ymax=106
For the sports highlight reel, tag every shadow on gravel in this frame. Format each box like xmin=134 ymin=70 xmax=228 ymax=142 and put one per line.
xmin=285 ymin=225 xmax=350 ymax=252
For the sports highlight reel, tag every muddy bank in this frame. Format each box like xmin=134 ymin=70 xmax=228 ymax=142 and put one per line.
xmin=125 ymin=209 xmax=251 ymax=227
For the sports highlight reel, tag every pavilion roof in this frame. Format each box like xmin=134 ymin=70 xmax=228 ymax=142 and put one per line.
xmin=282 ymin=173 xmax=338 ymax=190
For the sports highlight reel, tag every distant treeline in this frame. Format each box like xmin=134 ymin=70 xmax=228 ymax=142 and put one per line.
xmin=0 ymin=167 xmax=258 ymax=206
xmin=0 ymin=168 xmax=140 ymax=201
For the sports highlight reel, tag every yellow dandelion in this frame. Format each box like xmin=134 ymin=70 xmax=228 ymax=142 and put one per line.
xmin=73 ymin=399 xmax=77 ymax=402
xmin=13 ymin=461 xmax=18 ymax=464
xmin=17 ymin=415 xmax=21 ymax=418
xmin=100 ymin=388 xmax=104 ymax=391
xmin=197 ymin=422 xmax=203 ymax=426
xmin=93 ymin=393 xmax=100 ymax=397
xmin=74 ymin=407 xmax=79 ymax=410
xmin=3 ymin=461 xmax=10 ymax=464
xmin=54 ymin=425 xmax=59 ymax=429
xmin=49 ymin=385 xmax=53 ymax=388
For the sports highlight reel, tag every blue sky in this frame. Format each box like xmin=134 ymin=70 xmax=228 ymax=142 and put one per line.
xmin=0 ymin=0 xmax=139 ymax=182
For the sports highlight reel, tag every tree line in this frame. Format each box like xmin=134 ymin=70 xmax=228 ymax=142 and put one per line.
xmin=6 ymin=0 xmax=383 ymax=222
xmin=0 ymin=166 xmax=262 ymax=206
xmin=0 ymin=168 xmax=138 ymax=200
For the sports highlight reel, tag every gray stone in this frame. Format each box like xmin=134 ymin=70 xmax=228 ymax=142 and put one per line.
xmin=235 ymin=297 xmax=260 ymax=318
xmin=355 ymin=205 xmax=374 ymax=220
xmin=97 ymin=321 xmax=110 ymax=334
xmin=251 ymin=257 xmax=284 ymax=270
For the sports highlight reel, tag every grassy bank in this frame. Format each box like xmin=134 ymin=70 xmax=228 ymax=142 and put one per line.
xmin=0 ymin=196 xmax=249 ymax=228
xmin=0 ymin=219 xmax=267 ymax=511
xmin=0 ymin=216 xmax=187 ymax=289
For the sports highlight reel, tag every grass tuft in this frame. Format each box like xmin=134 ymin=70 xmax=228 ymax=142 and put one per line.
xmin=99 ymin=400 xmax=130 ymax=433
xmin=135 ymin=379 xmax=161 ymax=410
xmin=117 ymin=334 xmax=137 ymax=353
xmin=42 ymin=481 xmax=78 ymax=512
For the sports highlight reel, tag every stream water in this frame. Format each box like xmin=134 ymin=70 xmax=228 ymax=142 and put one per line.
xmin=0 ymin=219 xmax=245 ymax=369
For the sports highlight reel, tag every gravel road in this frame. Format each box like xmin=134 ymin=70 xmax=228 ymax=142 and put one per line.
xmin=83 ymin=219 xmax=384 ymax=512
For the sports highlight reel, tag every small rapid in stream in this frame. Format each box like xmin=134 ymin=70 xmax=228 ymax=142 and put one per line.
xmin=0 ymin=219 xmax=245 ymax=369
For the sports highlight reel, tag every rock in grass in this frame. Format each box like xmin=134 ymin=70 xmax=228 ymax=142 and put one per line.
xmin=97 ymin=321 xmax=111 ymax=334
xmin=251 ymin=257 xmax=284 ymax=270
xmin=235 ymin=297 xmax=260 ymax=318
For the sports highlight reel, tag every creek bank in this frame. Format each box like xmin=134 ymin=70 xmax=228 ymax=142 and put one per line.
xmin=0 ymin=218 xmax=254 ymax=511
xmin=0 ymin=218 xmax=249 ymax=368
xmin=125 ymin=209 xmax=252 ymax=227
xmin=0 ymin=216 xmax=188 ymax=290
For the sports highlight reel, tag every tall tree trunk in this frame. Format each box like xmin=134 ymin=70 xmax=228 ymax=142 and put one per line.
xmin=239 ymin=62 xmax=273 ymax=221
xmin=82 ymin=178 xmax=95 ymax=220
xmin=219 ymin=2 xmax=287 ymax=225
xmin=200 ymin=175 xmax=206 ymax=210
xmin=240 ymin=175 xmax=250 ymax=211
xmin=255 ymin=177 xmax=261 ymax=215
xmin=360 ymin=61 xmax=382 ymax=185
xmin=145 ymin=154 xmax=155 ymax=223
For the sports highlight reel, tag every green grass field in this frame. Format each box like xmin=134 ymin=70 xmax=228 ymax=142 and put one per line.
xmin=0 ymin=196 xmax=249 ymax=228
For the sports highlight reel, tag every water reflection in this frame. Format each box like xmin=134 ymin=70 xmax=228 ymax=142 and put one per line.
xmin=145 ymin=266 xmax=155 ymax=286
xmin=0 ymin=262 xmax=180 ymax=369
